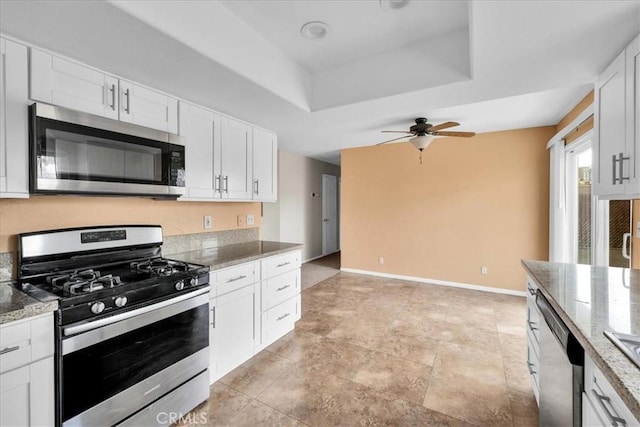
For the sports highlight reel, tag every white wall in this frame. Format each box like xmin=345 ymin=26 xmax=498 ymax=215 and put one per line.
xmin=262 ymin=150 xmax=340 ymax=261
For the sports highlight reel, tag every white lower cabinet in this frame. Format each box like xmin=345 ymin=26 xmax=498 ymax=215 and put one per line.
xmin=0 ymin=312 xmax=54 ymax=427
xmin=208 ymin=250 xmax=301 ymax=384
xmin=583 ymin=353 xmax=639 ymax=427
xmin=525 ymin=276 xmax=540 ymax=404
xmin=208 ymin=261 xmax=260 ymax=384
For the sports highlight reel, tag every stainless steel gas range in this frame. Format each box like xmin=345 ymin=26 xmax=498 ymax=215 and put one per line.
xmin=17 ymin=225 xmax=210 ymax=427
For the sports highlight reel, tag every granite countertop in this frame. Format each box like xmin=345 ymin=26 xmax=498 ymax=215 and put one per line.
xmin=0 ymin=281 xmax=58 ymax=325
xmin=169 ymin=240 xmax=303 ymax=271
xmin=522 ymin=260 xmax=640 ymax=420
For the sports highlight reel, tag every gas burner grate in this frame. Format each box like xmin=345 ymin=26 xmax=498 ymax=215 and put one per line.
xmin=49 ymin=269 xmax=122 ymax=295
xmin=130 ymin=258 xmax=189 ymax=277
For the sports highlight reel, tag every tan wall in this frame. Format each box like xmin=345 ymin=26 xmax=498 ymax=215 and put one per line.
xmin=557 ymin=90 xmax=594 ymax=132
xmin=0 ymin=197 xmax=261 ymax=253
xmin=341 ymin=126 xmax=555 ymax=292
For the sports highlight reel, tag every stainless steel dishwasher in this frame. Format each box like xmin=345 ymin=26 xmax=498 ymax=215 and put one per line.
xmin=537 ymin=292 xmax=584 ymax=427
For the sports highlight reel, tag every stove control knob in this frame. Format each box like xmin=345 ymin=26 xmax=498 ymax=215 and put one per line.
xmin=175 ymin=280 xmax=185 ymax=291
xmin=114 ymin=296 xmax=128 ymax=308
xmin=190 ymin=277 xmax=198 ymax=287
xmin=91 ymin=301 xmax=105 ymax=314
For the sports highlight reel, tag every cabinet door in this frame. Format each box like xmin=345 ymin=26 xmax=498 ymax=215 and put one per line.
xmin=0 ymin=38 xmax=29 ymax=198
xmin=0 ymin=357 xmax=54 ymax=427
xmin=210 ymin=284 xmax=256 ymax=379
xmin=594 ymin=51 xmax=628 ymax=197
xmin=119 ymin=80 xmax=178 ymax=134
xmin=627 ymin=34 xmax=640 ymax=196
xmin=30 ymin=49 xmax=118 ymax=120
xmin=179 ymin=102 xmax=221 ymax=200
xmin=252 ymin=128 xmax=277 ymax=201
xmin=220 ymin=117 xmax=252 ymax=200
xmin=582 ymin=392 xmax=606 ymax=427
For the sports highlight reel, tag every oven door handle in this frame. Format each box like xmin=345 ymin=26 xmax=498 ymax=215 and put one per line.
xmin=63 ymin=286 xmax=211 ymax=337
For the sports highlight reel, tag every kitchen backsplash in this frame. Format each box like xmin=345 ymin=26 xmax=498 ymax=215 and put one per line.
xmin=163 ymin=228 xmax=260 ymax=255
xmin=0 ymin=252 xmax=13 ymax=282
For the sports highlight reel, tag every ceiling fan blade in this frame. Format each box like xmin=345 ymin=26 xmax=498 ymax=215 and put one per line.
xmin=431 ymin=131 xmax=476 ymax=137
xmin=381 ymin=130 xmax=413 ymax=133
xmin=428 ymin=121 xmax=460 ymax=132
xmin=376 ymin=134 xmax=413 ymax=145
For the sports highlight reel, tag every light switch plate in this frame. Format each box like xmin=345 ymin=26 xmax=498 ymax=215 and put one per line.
xmin=237 ymin=215 xmax=245 ymax=226
xmin=247 ymin=214 xmax=255 ymax=226
xmin=203 ymin=215 xmax=212 ymax=229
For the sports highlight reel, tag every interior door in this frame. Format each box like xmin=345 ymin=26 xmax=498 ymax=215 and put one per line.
xmin=322 ymin=174 xmax=338 ymax=255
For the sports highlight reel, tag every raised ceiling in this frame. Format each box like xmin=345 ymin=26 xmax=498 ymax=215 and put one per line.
xmin=1 ymin=0 xmax=639 ymax=164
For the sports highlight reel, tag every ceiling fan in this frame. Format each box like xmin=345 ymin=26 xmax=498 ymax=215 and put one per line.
xmin=377 ymin=117 xmax=476 ymax=163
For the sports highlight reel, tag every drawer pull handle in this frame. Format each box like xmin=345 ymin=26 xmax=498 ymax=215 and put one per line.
xmin=527 ymin=286 xmax=536 ymax=296
xmin=526 ymin=362 xmax=537 ymax=375
xmin=277 ymin=313 xmax=290 ymax=321
xmin=276 ymin=262 xmax=291 ymax=268
xmin=592 ymin=388 xmax=627 ymax=426
xmin=276 ymin=285 xmax=290 ymax=292
xmin=227 ymin=275 xmax=247 ymax=283
xmin=0 ymin=345 xmax=20 ymax=355
xmin=211 ymin=306 xmax=216 ymax=329
xmin=527 ymin=321 xmax=538 ymax=331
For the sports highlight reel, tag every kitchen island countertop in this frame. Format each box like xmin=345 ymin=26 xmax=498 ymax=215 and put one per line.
xmin=522 ymin=260 xmax=640 ymax=420
xmin=168 ymin=240 xmax=303 ymax=271
xmin=0 ymin=280 xmax=58 ymax=325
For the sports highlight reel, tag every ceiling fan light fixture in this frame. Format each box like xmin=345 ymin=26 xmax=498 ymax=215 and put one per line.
xmin=409 ymin=134 xmax=434 ymax=151
xmin=380 ymin=0 xmax=410 ymax=10
xmin=300 ymin=21 xmax=329 ymax=40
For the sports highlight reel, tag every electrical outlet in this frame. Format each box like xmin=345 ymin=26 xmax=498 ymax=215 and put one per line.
xmin=203 ymin=215 xmax=212 ymax=229
xmin=378 ymin=257 xmax=384 ymax=265
xmin=481 ymin=266 xmax=488 ymax=275
xmin=247 ymin=214 xmax=255 ymax=226
xmin=237 ymin=215 xmax=245 ymax=226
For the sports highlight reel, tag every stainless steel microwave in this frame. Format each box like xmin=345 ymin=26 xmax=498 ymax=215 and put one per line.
xmin=29 ymin=103 xmax=185 ymax=198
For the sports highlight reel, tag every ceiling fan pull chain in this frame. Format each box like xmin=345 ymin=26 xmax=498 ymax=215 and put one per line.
xmin=419 ymin=150 xmax=423 ymax=164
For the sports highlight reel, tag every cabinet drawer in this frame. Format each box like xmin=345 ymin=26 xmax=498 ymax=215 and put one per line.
xmin=215 ymin=262 xmax=258 ymax=296
xmin=0 ymin=321 xmax=31 ymax=374
xmin=262 ymin=251 xmax=301 ymax=279
xmin=584 ymin=355 xmax=639 ymax=426
xmin=262 ymin=296 xmax=298 ymax=347
xmin=526 ymin=337 xmax=540 ymax=403
xmin=526 ymin=297 xmax=541 ymax=345
xmin=262 ymin=269 xmax=300 ymax=311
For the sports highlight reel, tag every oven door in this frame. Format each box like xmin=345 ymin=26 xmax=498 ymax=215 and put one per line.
xmin=60 ymin=288 xmax=209 ymax=427
xmin=30 ymin=103 xmax=185 ymax=197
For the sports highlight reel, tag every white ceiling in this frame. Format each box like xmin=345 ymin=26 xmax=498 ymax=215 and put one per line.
xmin=1 ymin=0 xmax=639 ymax=164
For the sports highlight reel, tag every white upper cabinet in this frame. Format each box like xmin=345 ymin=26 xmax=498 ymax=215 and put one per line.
xmin=252 ymin=128 xmax=277 ymax=202
xmin=30 ymin=49 xmax=179 ymax=133
xmin=219 ymin=117 xmax=252 ymax=200
xmin=594 ymin=34 xmax=640 ymax=199
xmin=0 ymin=38 xmax=29 ymax=198
xmin=30 ymin=48 xmax=119 ymax=120
xmin=179 ymin=102 xmax=220 ymax=200
xmin=627 ymin=34 xmax=640 ymax=197
xmin=119 ymin=80 xmax=178 ymax=134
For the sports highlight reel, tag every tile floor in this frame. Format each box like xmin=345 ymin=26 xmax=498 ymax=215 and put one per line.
xmin=181 ymin=273 xmax=538 ymax=426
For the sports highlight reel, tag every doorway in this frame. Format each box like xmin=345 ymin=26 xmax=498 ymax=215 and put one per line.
xmin=322 ymin=174 xmax=339 ymax=255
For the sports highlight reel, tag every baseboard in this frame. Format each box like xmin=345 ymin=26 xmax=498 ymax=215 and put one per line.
xmin=339 ymin=267 xmax=526 ymax=297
